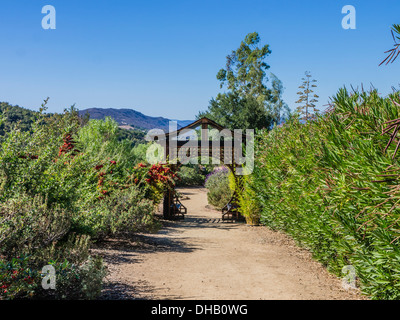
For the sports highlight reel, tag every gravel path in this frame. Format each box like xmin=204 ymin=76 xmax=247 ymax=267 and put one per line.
xmin=92 ymin=187 xmax=366 ymax=300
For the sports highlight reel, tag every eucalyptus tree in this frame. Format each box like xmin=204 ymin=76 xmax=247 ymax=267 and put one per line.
xmin=199 ymin=32 xmax=287 ymax=130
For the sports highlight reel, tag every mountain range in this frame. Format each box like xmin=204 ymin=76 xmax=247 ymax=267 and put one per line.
xmin=78 ymin=108 xmax=194 ymax=131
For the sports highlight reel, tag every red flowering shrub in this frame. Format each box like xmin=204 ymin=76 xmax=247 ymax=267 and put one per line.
xmin=0 ymin=107 xmax=162 ymax=299
xmin=58 ymin=133 xmax=80 ymax=158
xmin=125 ymin=163 xmax=178 ymax=204
xmin=91 ymin=159 xmax=121 ymax=200
xmin=0 ymin=256 xmax=39 ymax=299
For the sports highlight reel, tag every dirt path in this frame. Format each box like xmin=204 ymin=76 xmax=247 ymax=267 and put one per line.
xmin=94 ymin=187 xmax=365 ymax=300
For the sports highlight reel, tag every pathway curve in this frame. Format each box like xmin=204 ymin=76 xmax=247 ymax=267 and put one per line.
xmin=94 ymin=187 xmax=365 ymax=300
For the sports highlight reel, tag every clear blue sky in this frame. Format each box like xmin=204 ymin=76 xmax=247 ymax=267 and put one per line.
xmin=0 ymin=0 xmax=399 ymax=119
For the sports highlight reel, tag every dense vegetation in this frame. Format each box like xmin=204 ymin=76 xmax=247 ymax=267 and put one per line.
xmin=0 ymin=102 xmax=37 ymax=135
xmin=176 ymin=164 xmax=210 ymax=187
xmin=1 ymin=23 xmax=399 ymax=301
xmin=0 ymin=104 xmax=175 ymax=299
xmin=246 ymin=88 xmax=400 ymax=299
xmin=204 ymin=167 xmax=232 ymax=209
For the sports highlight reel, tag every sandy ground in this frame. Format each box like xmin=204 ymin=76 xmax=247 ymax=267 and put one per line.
xmin=93 ymin=187 xmax=366 ymax=300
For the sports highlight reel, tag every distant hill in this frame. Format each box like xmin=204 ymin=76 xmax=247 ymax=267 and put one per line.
xmin=78 ymin=108 xmax=194 ymax=132
xmin=0 ymin=102 xmax=37 ymax=135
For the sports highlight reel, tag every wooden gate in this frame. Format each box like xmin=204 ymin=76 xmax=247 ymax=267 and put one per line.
xmin=149 ymin=117 xmax=248 ymax=221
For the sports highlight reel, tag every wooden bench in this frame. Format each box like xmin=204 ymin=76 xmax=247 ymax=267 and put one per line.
xmin=222 ymin=194 xmax=240 ymax=221
xmin=170 ymin=193 xmax=187 ymax=219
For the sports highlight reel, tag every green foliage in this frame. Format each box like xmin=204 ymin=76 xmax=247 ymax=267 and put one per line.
xmin=238 ymin=176 xmax=262 ymax=225
xmin=198 ymin=32 xmax=288 ymax=130
xmin=117 ymin=127 xmax=146 ymax=147
xmin=73 ymin=188 xmax=157 ymax=239
xmin=78 ymin=117 xmax=141 ymax=169
xmin=199 ymin=92 xmax=274 ymax=130
xmin=0 ymin=195 xmax=71 ymax=260
xmin=251 ymin=87 xmax=400 ymax=299
xmin=0 ymin=256 xmax=38 ymax=299
xmin=176 ymin=165 xmax=209 ymax=187
xmin=0 ymin=102 xmax=37 ymax=136
xmin=0 ymin=102 xmax=163 ymax=299
xmin=216 ymin=32 xmax=271 ymax=100
xmin=380 ymin=24 xmax=400 ymax=66
xmin=0 ymin=255 xmax=107 ymax=300
xmin=205 ymin=167 xmax=232 ymax=209
xmin=0 ymin=194 xmax=104 ymax=299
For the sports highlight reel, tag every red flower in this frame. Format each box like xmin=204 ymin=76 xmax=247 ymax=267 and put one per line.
xmin=95 ymin=165 xmax=104 ymax=171
xmin=110 ymin=160 xmax=116 ymax=165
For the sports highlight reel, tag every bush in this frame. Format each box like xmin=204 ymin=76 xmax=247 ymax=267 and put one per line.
xmin=0 ymin=105 xmax=167 ymax=299
xmin=176 ymin=165 xmax=207 ymax=187
xmin=205 ymin=167 xmax=232 ymax=209
xmin=238 ymin=176 xmax=262 ymax=225
xmin=73 ymin=188 xmax=158 ymax=239
xmin=251 ymin=88 xmax=400 ymax=299
xmin=0 ymin=254 xmax=107 ymax=300
xmin=0 ymin=194 xmax=71 ymax=260
xmin=0 ymin=256 xmax=38 ymax=299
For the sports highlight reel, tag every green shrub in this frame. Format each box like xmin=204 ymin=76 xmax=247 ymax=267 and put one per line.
xmin=0 ymin=194 xmax=71 ymax=260
xmin=73 ymin=188 xmax=158 ymax=239
xmin=0 ymin=254 xmax=107 ymax=300
xmin=0 ymin=192 xmax=106 ymax=300
xmin=252 ymin=88 xmax=400 ymax=299
xmin=176 ymin=165 xmax=207 ymax=186
xmin=238 ymin=176 xmax=262 ymax=225
xmin=205 ymin=167 xmax=232 ymax=209
xmin=0 ymin=256 xmax=39 ymax=299
xmin=0 ymin=106 xmax=161 ymax=299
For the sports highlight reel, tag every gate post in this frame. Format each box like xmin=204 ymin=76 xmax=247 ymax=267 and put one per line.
xmin=163 ymin=189 xmax=172 ymax=219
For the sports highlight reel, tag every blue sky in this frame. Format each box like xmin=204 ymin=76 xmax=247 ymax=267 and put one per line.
xmin=0 ymin=0 xmax=399 ymax=119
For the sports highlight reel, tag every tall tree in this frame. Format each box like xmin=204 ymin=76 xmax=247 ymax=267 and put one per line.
xmin=295 ymin=71 xmax=319 ymax=121
xmin=199 ymin=32 xmax=286 ymax=130
xmin=200 ymin=92 xmax=272 ymax=130
xmin=216 ymin=32 xmax=272 ymax=102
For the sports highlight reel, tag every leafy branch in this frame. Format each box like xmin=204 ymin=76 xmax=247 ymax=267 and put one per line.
xmin=380 ymin=24 xmax=400 ymax=66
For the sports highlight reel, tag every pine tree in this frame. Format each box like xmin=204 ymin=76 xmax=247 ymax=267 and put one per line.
xmin=295 ymin=71 xmax=319 ymax=121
